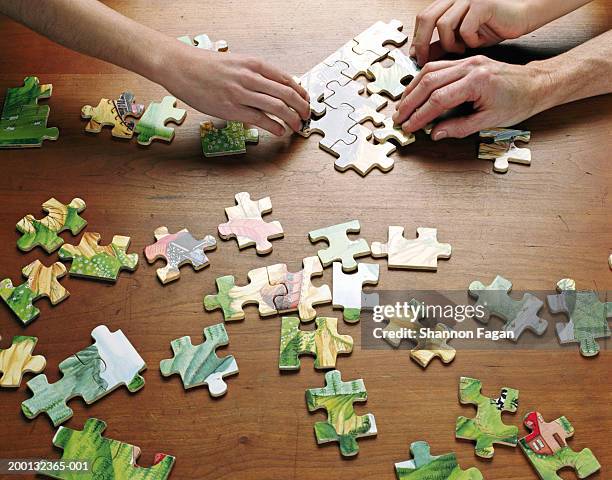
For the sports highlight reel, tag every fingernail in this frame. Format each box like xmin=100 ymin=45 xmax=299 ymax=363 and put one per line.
xmin=409 ymin=46 xmax=416 ymax=57
xmin=432 ymin=130 xmax=448 ymax=141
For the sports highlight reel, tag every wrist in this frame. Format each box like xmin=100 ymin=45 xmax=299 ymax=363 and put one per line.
xmin=523 ymin=59 xmax=564 ymax=115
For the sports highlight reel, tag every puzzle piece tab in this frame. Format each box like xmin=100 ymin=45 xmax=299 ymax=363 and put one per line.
xmin=323 ymin=80 xmax=387 ymax=125
xmin=353 ymin=19 xmax=407 ymax=56
xmin=519 ymin=411 xmax=601 ymax=480
xmin=301 ymin=103 xmax=358 ymax=153
xmin=81 ymin=92 xmax=144 ymax=139
xmin=469 ymin=275 xmax=548 ymax=341
xmin=58 ymin=233 xmax=139 ymax=282
xmin=324 ymin=40 xmax=383 ymax=79
xmin=456 ymin=377 xmax=519 ymax=458
xmin=218 ymin=192 xmax=284 ymax=254
xmin=367 ymin=49 xmax=419 ymax=99
xmin=178 ymin=33 xmax=228 ymax=52
xmin=43 ymin=418 xmax=175 ymax=479
xmin=200 ymin=120 xmax=259 ymax=156
xmin=309 ymin=220 xmax=370 ymax=272
xmin=135 ymin=96 xmax=186 ymax=145
xmin=160 ymin=323 xmax=238 ymax=397
xmin=373 ymin=117 xmax=415 ymax=146
xmin=1 ymin=260 xmax=69 ymax=325
xmin=478 ymin=128 xmax=531 ymax=173
xmin=395 ymin=440 xmax=483 ymax=480
xmin=547 ymin=278 xmax=611 ymax=357
xmin=372 ymin=226 xmax=451 ymax=270
xmin=22 ymin=326 xmax=145 ymax=426
xmin=330 ymin=123 xmax=396 ymax=175
xmin=144 ymin=226 xmax=216 ymax=284
xmin=332 ymin=262 xmax=379 ymax=323
xmin=305 ymin=369 xmax=377 ymax=457
xmin=279 ymin=317 xmax=353 ymax=370
xmin=16 ymin=197 xmax=87 ymax=253
xmin=0 ymin=336 xmax=46 ymax=388
xmin=297 ymin=60 xmax=352 ymax=115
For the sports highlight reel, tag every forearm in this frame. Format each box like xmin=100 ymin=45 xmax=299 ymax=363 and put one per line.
xmin=525 ymin=0 xmax=594 ymax=33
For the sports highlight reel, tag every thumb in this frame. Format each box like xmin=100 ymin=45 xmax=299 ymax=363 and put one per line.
xmin=431 ymin=112 xmax=491 ymax=140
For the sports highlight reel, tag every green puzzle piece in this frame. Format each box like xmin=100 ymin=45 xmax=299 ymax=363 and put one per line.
xmin=40 ymin=418 xmax=175 ymax=479
xmin=200 ymin=120 xmax=259 ymax=157
xmin=395 ymin=441 xmax=483 ymax=480
xmin=134 ymin=96 xmax=186 ymax=145
xmin=160 ymin=323 xmax=238 ymax=397
xmin=308 ymin=220 xmax=370 ymax=272
xmin=305 ymin=370 xmax=377 ymax=457
xmin=0 ymin=76 xmax=59 ymax=148
xmin=455 ymin=376 xmax=519 ymax=459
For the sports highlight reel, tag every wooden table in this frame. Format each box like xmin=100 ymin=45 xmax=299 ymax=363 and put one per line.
xmin=0 ymin=1 xmax=610 ymax=478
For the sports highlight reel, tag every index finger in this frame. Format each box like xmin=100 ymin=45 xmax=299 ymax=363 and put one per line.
xmin=256 ymin=60 xmax=310 ymax=103
xmin=411 ymin=0 xmax=454 ymax=66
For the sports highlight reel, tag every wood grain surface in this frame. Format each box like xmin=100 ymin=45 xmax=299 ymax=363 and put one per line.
xmin=0 ymin=1 xmax=610 ymax=479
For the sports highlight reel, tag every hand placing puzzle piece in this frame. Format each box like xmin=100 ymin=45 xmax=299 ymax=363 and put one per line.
xmin=395 ymin=441 xmax=483 ymax=479
xmin=0 ymin=336 xmax=46 ymax=388
xmin=135 ymin=96 xmax=186 ymax=145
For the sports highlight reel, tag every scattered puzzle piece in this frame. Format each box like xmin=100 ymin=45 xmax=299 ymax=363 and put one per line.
xmin=305 ymin=369 xmax=377 ymax=457
xmin=519 ymin=411 xmax=601 ymax=480
xmin=332 ymin=126 xmax=397 ymax=175
xmin=134 ymin=96 xmax=186 ymax=145
xmin=301 ymin=103 xmax=358 ymax=153
xmin=373 ymin=117 xmax=415 ymax=146
xmin=478 ymin=128 xmax=531 ymax=173
xmin=308 ymin=220 xmax=370 ymax=272
xmin=297 ymin=60 xmax=352 ymax=115
xmin=323 ymin=80 xmax=387 ymax=125
xmin=204 ymin=267 xmax=287 ymax=321
xmin=367 ymin=49 xmax=419 ymax=99
xmin=42 ymin=418 xmax=175 ymax=479
xmin=395 ymin=440 xmax=483 ymax=480
xmin=0 ymin=76 xmax=59 ymax=148
xmin=268 ymin=256 xmax=331 ymax=322
xmin=469 ymin=275 xmax=548 ymax=341
xmin=0 ymin=260 xmax=69 ymax=325
xmin=332 ymin=262 xmax=379 ymax=323
xmin=144 ymin=226 xmax=216 ymax=284
xmin=372 ymin=226 xmax=451 ymax=270
xmin=200 ymin=120 xmax=259 ymax=156
xmin=324 ymin=40 xmax=383 ymax=79
xmin=0 ymin=336 xmax=46 ymax=388
xmin=58 ymin=232 xmax=139 ymax=282
xmin=353 ymin=19 xmax=407 ymax=56
xmin=547 ymin=278 xmax=611 ymax=357
xmin=218 ymin=192 xmax=284 ymax=254
xmin=456 ymin=376 xmax=519 ymax=458
xmin=81 ymin=92 xmax=144 ymax=139
xmin=279 ymin=317 xmax=353 ymax=370
xmin=177 ymin=33 xmax=228 ymax=52
xmin=16 ymin=197 xmax=87 ymax=253
xmin=160 ymin=323 xmax=238 ymax=397
xmin=22 ymin=326 xmax=145 ymax=426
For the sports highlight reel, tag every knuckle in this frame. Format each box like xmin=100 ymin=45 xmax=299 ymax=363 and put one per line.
xmin=244 ymin=56 xmax=262 ymax=70
xmin=420 ymin=73 xmax=438 ymax=89
xmin=473 ymin=66 xmax=492 ymax=81
xmin=416 ymin=12 xmax=429 ymax=26
xmin=429 ymin=90 xmax=446 ymax=108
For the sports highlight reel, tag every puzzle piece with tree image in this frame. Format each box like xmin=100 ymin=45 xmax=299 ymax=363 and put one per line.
xmin=21 ymin=326 xmax=145 ymax=426
xmin=0 ymin=336 xmax=46 ymax=388
xmin=0 ymin=260 xmax=69 ymax=325
xmin=200 ymin=120 xmax=259 ymax=157
xmin=456 ymin=376 xmax=519 ymax=458
xmin=332 ymin=262 xmax=379 ymax=323
xmin=81 ymin=92 xmax=144 ymax=139
xmin=134 ymin=96 xmax=186 ymax=145
xmin=308 ymin=220 xmax=370 ymax=272
xmin=306 ymin=369 xmax=377 ymax=457
xmin=478 ymin=128 xmax=531 ymax=173
xmin=279 ymin=317 xmax=353 ymax=370
xmin=160 ymin=323 xmax=238 ymax=397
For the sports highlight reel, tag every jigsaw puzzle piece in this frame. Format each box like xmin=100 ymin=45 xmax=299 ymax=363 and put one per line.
xmin=200 ymin=120 xmax=259 ymax=156
xmin=547 ymin=278 xmax=611 ymax=357
xmin=308 ymin=220 xmax=370 ymax=272
xmin=323 ymin=80 xmax=387 ymax=125
xmin=519 ymin=411 xmax=601 ymax=480
xmin=178 ymin=33 xmax=229 ymax=52
xmin=58 ymin=233 xmax=139 ymax=282
xmin=297 ymin=61 xmax=352 ymax=115
xmin=353 ymin=19 xmax=407 ymax=56
xmin=478 ymin=128 xmax=531 ymax=173
xmin=301 ymin=103 xmax=358 ymax=152
xmin=395 ymin=440 xmax=483 ymax=479
xmin=456 ymin=377 xmax=519 ymax=458
xmin=160 ymin=323 xmax=238 ymax=397
xmin=16 ymin=197 xmax=87 ymax=253
xmin=267 ymin=256 xmax=331 ymax=322
xmin=144 ymin=226 xmax=216 ymax=284
xmin=218 ymin=192 xmax=284 ymax=254
xmin=372 ymin=226 xmax=451 ymax=270
xmin=332 ymin=262 xmax=379 ymax=323
xmin=135 ymin=96 xmax=186 ymax=145
xmin=0 ymin=260 xmax=69 ymax=325
xmin=323 ymin=40 xmax=383 ymax=79
xmin=1 ymin=76 xmax=52 ymax=115
xmin=0 ymin=336 xmax=46 ymax=388
xmin=81 ymin=92 xmax=144 ymax=139
xmin=279 ymin=317 xmax=353 ymax=370
xmin=367 ymin=49 xmax=419 ymax=99
xmin=331 ymin=124 xmax=397 ymax=176
xmin=373 ymin=117 xmax=415 ymax=146
xmin=305 ymin=369 xmax=377 ymax=457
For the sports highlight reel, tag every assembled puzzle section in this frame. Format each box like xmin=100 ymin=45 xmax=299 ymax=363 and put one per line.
xmin=200 ymin=120 xmax=259 ymax=157
xmin=0 ymin=76 xmax=59 ymax=148
xmin=468 ymin=275 xmax=548 ymax=341
xmin=160 ymin=323 xmax=238 ymax=397
xmin=297 ymin=60 xmax=352 ymax=115
xmin=16 ymin=197 xmax=87 ymax=253
xmin=308 ymin=220 xmax=370 ymax=272
xmin=0 ymin=260 xmax=69 ymax=325
xmin=519 ymin=411 xmax=601 ymax=480
xmin=81 ymin=91 xmax=144 ymax=139
xmin=42 ymin=418 xmax=175 ymax=479
xmin=455 ymin=377 xmax=519 ymax=458
xmin=218 ymin=192 xmax=284 ymax=254
xmin=367 ymin=49 xmax=419 ymax=100
xmin=332 ymin=262 xmax=379 ymax=323
xmin=134 ymin=95 xmax=186 ymax=145
xmin=352 ymin=19 xmax=407 ymax=56
xmin=478 ymin=128 xmax=531 ymax=173
xmin=300 ymin=103 xmax=360 ymax=153
xmin=305 ymin=369 xmax=377 ymax=457
xmin=58 ymin=233 xmax=139 ymax=282
xmin=372 ymin=226 xmax=451 ymax=270
xmin=22 ymin=326 xmax=146 ymax=426
xmin=332 ymin=127 xmax=397 ymax=175
xmin=279 ymin=317 xmax=353 ymax=370
xmin=0 ymin=336 xmax=46 ymax=388
xmin=394 ymin=440 xmax=483 ymax=480
xmin=144 ymin=226 xmax=216 ymax=284
xmin=547 ymin=278 xmax=611 ymax=357
xmin=322 ymin=80 xmax=387 ymax=125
